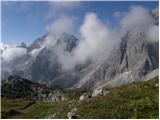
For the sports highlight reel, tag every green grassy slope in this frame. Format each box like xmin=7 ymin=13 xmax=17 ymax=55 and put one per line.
xmin=1 ymin=99 xmax=34 ymax=119
xmin=78 ymin=77 xmax=159 ymax=118
xmin=1 ymin=76 xmax=159 ymax=119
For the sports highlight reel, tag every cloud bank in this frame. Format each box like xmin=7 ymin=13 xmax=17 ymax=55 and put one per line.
xmin=45 ymin=16 xmax=74 ymax=48
xmin=120 ymin=6 xmax=154 ymax=32
xmin=1 ymin=44 xmax=27 ymax=62
xmin=146 ymin=25 xmax=159 ymax=42
xmin=43 ymin=12 xmax=121 ymax=70
xmin=52 ymin=6 xmax=158 ymax=70
xmin=1 ymin=5 xmax=159 ymax=72
xmin=73 ymin=12 xmax=120 ymax=64
xmin=119 ymin=6 xmax=158 ymax=42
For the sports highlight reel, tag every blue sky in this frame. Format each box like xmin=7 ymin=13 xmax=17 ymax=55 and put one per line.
xmin=1 ymin=1 xmax=158 ymax=45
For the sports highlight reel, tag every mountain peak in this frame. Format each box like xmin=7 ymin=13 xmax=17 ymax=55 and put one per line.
xmin=3 ymin=75 xmax=38 ymax=86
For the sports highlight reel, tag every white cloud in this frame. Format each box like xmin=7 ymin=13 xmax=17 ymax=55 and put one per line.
xmin=1 ymin=45 xmax=27 ymax=62
xmin=30 ymin=47 xmax=43 ymax=57
xmin=47 ymin=12 xmax=120 ymax=70
xmin=47 ymin=16 xmax=74 ymax=38
xmin=45 ymin=16 xmax=74 ymax=48
xmin=146 ymin=25 xmax=159 ymax=42
xmin=56 ymin=6 xmax=159 ymax=70
xmin=2 ymin=5 xmax=158 ymax=73
xmin=120 ymin=6 xmax=155 ymax=34
xmin=117 ymin=5 xmax=158 ymax=43
xmin=73 ymin=12 xmax=120 ymax=64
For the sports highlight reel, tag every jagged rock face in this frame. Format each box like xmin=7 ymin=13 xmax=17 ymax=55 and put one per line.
xmin=77 ymin=30 xmax=159 ymax=89
xmin=1 ymin=30 xmax=158 ymax=89
xmin=1 ymin=7 xmax=159 ymax=90
xmin=1 ymin=75 xmax=65 ymax=101
xmin=1 ymin=33 xmax=79 ymax=87
xmin=28 ymin=34 xmax=78 ymax=85
xmin=27 ymin=35 xmax=47 ymax=52
xmin=30 ymin=48 xmax=60 ymax=83
xmin=127 ymin=33 xmax=158 ymax=79
xmin=74 ymin=7 xmax=159 ymax=89
xmin=56 ymin=33 xmax=78 ymax=52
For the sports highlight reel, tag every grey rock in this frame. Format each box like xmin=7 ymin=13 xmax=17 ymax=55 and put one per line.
xmin=17 ymin=42 xmax=27 ymax=48
xmin=67 ymin=108 xmax=78 ymax=119
xmin=79 ymin=93 xmax=90 ymax=101
xmin=76 ymin=30 xmax=158 ymax=89
xmin=1 ymin=75 xmax=65 ymax=102
xmin=92 ymin=88 xmax=103 ymax=97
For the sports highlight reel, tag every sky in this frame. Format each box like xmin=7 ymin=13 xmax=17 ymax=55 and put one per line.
xmin=1 ymin=1 xmax=158 ymax=45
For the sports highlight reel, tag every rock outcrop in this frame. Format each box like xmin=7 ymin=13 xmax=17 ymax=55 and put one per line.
xmin=1 ymin=75 xmax=65 ymax=102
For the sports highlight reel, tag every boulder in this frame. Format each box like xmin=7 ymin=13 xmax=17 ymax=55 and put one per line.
xmin=67 ymin=108 xmax=78 ymax=119
xmin=92 ymin=89 xmax=103 ymax=97
xmin=79 ymin=93 xmax=90 ymax=101
xmin=67 ymin=112 xmax=77 ymax=119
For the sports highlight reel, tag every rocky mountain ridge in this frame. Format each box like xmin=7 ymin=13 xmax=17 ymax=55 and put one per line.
xmin=1 ymin=7 xmax=159 ymax=90
xmin=1 ymin=75 xmax=65 ymax=101
xmin=74 ymin=30 xmax=159 ymax=89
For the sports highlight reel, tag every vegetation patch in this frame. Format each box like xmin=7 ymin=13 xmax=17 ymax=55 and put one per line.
xmin=1 ymin=77 xmax=159 ymax=119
